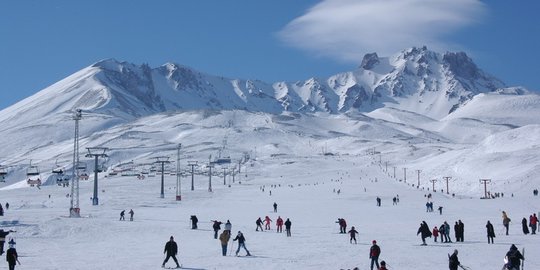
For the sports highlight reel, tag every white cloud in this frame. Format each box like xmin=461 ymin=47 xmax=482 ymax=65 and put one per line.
xmin=279 ymin=0 xmax=486 ymax=61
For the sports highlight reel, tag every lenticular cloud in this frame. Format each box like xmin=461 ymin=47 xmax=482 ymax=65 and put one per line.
xmin=278 ymin=0 xmax=486 ymax=61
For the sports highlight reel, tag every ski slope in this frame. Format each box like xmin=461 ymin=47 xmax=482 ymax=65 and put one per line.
xmin=0 ymin=153 xmax=538 ymax=269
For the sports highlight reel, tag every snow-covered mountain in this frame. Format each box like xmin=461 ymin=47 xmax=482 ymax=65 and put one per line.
xmin=0 ymin=47 xmax=538 ymax=195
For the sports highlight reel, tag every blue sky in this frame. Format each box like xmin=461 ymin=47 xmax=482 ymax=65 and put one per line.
xmin=0 ymin=0 xmax=538 ymax=110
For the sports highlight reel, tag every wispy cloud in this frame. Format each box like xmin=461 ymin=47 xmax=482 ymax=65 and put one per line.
xmin=279 ymin=0 xmax=486 ymax=61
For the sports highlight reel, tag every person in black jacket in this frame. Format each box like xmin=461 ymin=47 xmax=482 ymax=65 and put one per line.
xmin=190 ymin=215 xmax=198 ymax=229
xmin=212 ymin=220 xmax=222 ymax=239
xmin=505 ymin=244 xmax=524 ymax=270
xmin=5 ymin=239 xmax=19 ymax=270
xmin=416 ymin=221 xmax=431 ymax=245
xmin=284 ymin=218 xmax=292 ymax=237
xmin=486 ymin=220 xmax=495 ymax=244
xmin=369 ymin=240 xmax=381 ymax=270
xmin=233 ymin=231 xmax=251 ymax=256
xmin=0 ymin=229 xmax=15 ymax=255
xmin=448 ymin=249 xmax=460 ymax=270
xmin=162 ymin=236 xmax=180 ymax=268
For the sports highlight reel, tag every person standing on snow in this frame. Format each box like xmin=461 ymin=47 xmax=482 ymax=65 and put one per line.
xmin=256 ymin=217 xmax=264 ymax=231
xmin=521 ymin=217 xmax=529 ymax=235
xmin=224 ymin=220 xmax=232 ymax=233
xmin=486 ymin=220 xmax=495 ymax=244
xmin=273 ymin=202 xmax=278 ymax=212
xmin=417 ymin=221 xmax=431 ymax=245
xmin=5 ymin=239 xmax=20 ymax=270
xmin=190 ymin=215 xmax=198 ymax=229
xmin=219 ymin=230 xmax=230 ymax=256
xmin=448 ymin=249 xmax=460 ymax=270
xmin=443 ymin=221 xmax=452 ymax=243
xmin=284 ymin=218 xmax=292 ymax=237
xmin=458 ymin=220 xmax=464 ymax=242
xmin=530 ymin=213 xmax=538 ymax=234
xmin=264 ymin=216 xmax=272 ymax=230
xmin=233 ymin=231 xmax=251 ymax=256
xmin=212 ymin=220 xmax=223 ymax=239
xmin=128 ymin=209 xmax=134 ymax=221
xmin=432 ymin=226 xmax=439 ymax=242
xmin=369 ymin=240 xmax=381 ymax=270
xmin=119 ymin=210 xmax=125 ymax=221
xmin=276 ymin=216 xmax=283 ymax=233
xmin=348 ymin=226 xmax=359 ymax=244
xmin=337 ymin=218 xmax=347 ymax=234
xmin=502 ymin=211 xmax=511 ymax=235
xmin=162 ymin=236 xmax=181 ymax=269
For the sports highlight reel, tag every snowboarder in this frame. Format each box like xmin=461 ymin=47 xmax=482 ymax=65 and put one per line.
xmin=256 ymin=217 xmax=264 ymax=231
xmin=233 ymin=231 xmax=251 ymax=256
xmin=276 ymin=216 xmax=283 ymax=233
xmin=162 ymin=236 xmax=180 ymax=268
xmin=521 ymin=217 xmax=529 ymax=235
xmin=0 ymin=229 xmax=15 ymax=255
xmin=285 ymin=218 xmax=292 ymax=237
xmin=530 ymin=213 xmax=538 ymax=234
xmin=348 ymin=226 xmax=359 ymax=244
xmin=486 ymin=220 xmax=495 ymax=244
xmin=417 ymin=221 xmax=431 ymax=245
xmin=502 ymin=211 xmax=511 ymax=235
xmin=504 ymin=244 xmax=524 ymax=270
xmin=219 ymin=230 xmax=230 ymax=256
xmin=273 ymin=202 xmax=278 ymax=212
xmin=190 ymin=215 xmax=198 ymax=229
xmin=212 ymin=220 xmax=222 ymax=239
xmin=119 ymin=210 xmax=125 ymax=221
xmin=6 ymin=239 xmax=20 ymax=270
xmin=128 ymin=209 xmax=134 ymax=221
xmin=448 ymin=249 xmax=460 ymax=270
xmin=379 ymin=260 xmax=388 ymax=270
xmin=370 ymin=240 xmax=381 ymax=270
xmin=433 ymin=226 xmax=439 ymax=242
xmin=264 ymin=216 xmax=272 ymax=230
xmin=224 ymin=220 xmax=232 ymax=233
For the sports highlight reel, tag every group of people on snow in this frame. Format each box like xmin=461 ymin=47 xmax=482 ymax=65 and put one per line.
xmin=119 ymin=209 xmax=134 ymax=221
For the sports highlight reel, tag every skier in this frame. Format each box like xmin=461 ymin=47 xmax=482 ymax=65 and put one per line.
xmin=285 ymin=218 xmax=292 ymax=237
xmin=255 ymin=217 xmax=264 ymax=231
xmin=129 ymin=209 xmax=134 ymax=221
xmin=264 ymin=216 xmax=272 ymax=230
xmin=504 ymin=244 xmax=524 ymax=270
xmin=224 ymin=220 xmax=232 ymax=233
xmin=162 ymin=236 xmax=181 ymax=269
xmin=6 ymin=239 xmax=20 ymax=270
xmin=276 ymin=216 xmax=283 ymax=233
xmin=417 ymin=221 xmax=431 ymax=245
xmin=233 ymin=231 xmax=251 ymax=256
xmin=432 ymin=226 xmax=439 ymax=242
xmin=212 ymin=220 xmax=222 ymax=239
xmin=502 ymin=211 xmax=511 ymax=235
xmin=530 ymin=213 xmax=538 ymax=234
xmin=521 ymin=217 xmax=529 ymax=235
xmin=273 ymin=202 xmax=278 ymax=212
xmin=348 ymin=226 xmax=359 ymax=244
xmin=370 ymin=240 xmax=381 ymax=270
xmin=119 ymin=210 xmax=125 ymax=221
xmin=486 ymin=220 xmax=495 ymax=244
xmin=448 ymin=249 xmax=460 ymax=270
xmin=0 ymin=229 xmax=15 ymax=255
xmin=219 ymin=230 xmax=230 ymax=256
xmin=190 ymin=215 xmax=198 ymax=229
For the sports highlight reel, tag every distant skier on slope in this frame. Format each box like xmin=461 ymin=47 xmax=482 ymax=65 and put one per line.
xmin=285 ymin=218 xmax=292 ymax=237
xmin=119 ymin=210 xmax=125 ymax=221
xmin=348 ymin=226 xmax=358 ymax=244
xmin=276 ymin=216 xmax=283 ymax=233
xmin=256 ymin=217 xmax=263 ymax=231
xmin=264 ymin=216 xmax=272 ymax=230
xmin=129 ymin=209 xmax=134 ymax=221
xmin=233 ymin=231 xmax=251 ymax=256
xmin=273 ymin=202 xmax=278 ymax=212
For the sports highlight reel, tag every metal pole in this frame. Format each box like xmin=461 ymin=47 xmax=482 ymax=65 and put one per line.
xmin=223 ymin=167 xmax=227 ymax=185
xmin=480 ymin=179 xmax=491 ymax=199
xmin=416 ymin=169 xmax=421 ymax=188
xmin=191 ymin=165 xmax=195 ymax=191
xmin=160 ymin=161 xmax=165 ymax=198
xmin=93 ymin=156 xmax=99 ymax=205
xmin=403 ymin=167 xmax=407 ymax=182
xmin=430 ymin=179 xmax=437 ymax=192
xmin=208 ymin=164 xmax=213 ymax=192
xmin=393 ymin=167 xmax=396 ymax=178
xmin=443 ymin=176 xmax=451 ymax=194
xmin=176 ymin=144 xmax=181 ymax=201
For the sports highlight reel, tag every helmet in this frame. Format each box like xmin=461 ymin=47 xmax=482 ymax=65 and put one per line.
xmin=372 ymin=240 xmax=377 ymax=244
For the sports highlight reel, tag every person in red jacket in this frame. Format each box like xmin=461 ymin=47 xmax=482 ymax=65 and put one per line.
xmin=433 ymin=226 xmax=439 ymax=242
xmin=264 ymin=216 xmax=272 ymax=230
xmin=276 ymin=216 xmax=284 ymax=233
xmin=378 ymin=260 xmax=388 ymax=270
xmin=530 ymin=213 xmax=538 ymax=234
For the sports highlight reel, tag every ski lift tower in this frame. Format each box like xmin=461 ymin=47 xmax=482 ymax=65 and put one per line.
xmin=70 ymin=109 xmax=82 ymax=217
xmin=154 ymin=156 xmax=170 ymax=198
xmin=86 ymin=147 xmax=108 ymax=205
xmin=176 ymin=144 xmax=182 ymax=201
